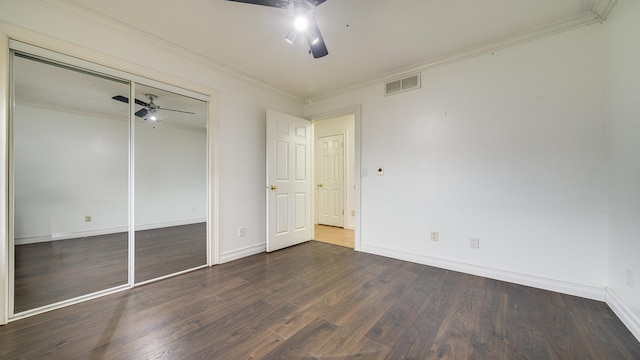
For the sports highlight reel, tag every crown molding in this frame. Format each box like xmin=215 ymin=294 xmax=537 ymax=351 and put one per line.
xmin=592 ymin=0 xmax=618 ymax=20
xmin=32 ymin=0 xmax=304 ymax=103
xmin=306 ymin=10 xmax=601 ymax=104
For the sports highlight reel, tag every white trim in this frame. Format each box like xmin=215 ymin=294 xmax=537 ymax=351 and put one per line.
xmin=361 ymin=244 xmax=606 ymax=301
xmin=592 ymin=0 xmax=618 ymax=20
xmin=135 ymin=219 xmax=207 ymax=232
xmin=606 ymin=288 xmax=640 ymax=343
xmin=208 ymin=96 xmax=220 ymax=266
xmin=134 ymin=264 xmax=208 ymax=287
xmin=10 ymin=284 xmax=130 ymax=322
xmin=219 ymin=244 xmax=266 ymax=264
xmin=128 ymin=81 xmax=136 ymax=289
xmin=0 ymin=33 xmax=9 ymax=325
xmin=14 ymin=219 xmax=208 ymax=245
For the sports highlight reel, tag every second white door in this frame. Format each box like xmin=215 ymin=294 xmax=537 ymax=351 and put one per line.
xmin=316 ymin=134 xmax=344 ymax=227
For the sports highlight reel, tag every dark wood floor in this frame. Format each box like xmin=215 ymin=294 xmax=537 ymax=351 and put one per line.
xmin=2 ymin=241 xmax=639 ymax=359
xmin=14 ymin=223 xmax=206 ymax=313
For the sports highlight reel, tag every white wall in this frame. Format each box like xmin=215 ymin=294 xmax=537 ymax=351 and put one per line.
xmin=135 ymin=121 xmax=207 ymax=229
xmin=12 ymin=104 xmax=208 ymax=244
xmin=0 ymin=2 xmax=304 ymax=261
xmin=306 ymin=24 xmax=608 ymax=297
xmin=314 ymin=114 xmax=356 ymax=229
xmin=13 ymin=105 xmax=129 ymax=242
xmin=604 ymin=0 xmax=640 ymax=339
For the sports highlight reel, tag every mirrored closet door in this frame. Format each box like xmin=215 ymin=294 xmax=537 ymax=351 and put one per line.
xmin=10 ymin=46 xmax=209 ymax=317
xmin=133 ymin=84 xmax=207 ymax=283
xmin=12 ymin=53 xmax=130 ymax=313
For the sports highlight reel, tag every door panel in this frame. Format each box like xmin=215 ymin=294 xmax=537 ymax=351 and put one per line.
xmin=316 ymin=134 xmax=345 ymax=227
xmin=266 ymin=110 xmax=311 ymax=252
xmin=11 ymin=53 xmax=129 ymax=314
xmin=133 ymin=84 xmax=207 ymax=283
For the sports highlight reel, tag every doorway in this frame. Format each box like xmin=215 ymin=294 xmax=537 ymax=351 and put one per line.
xmin=313 ymin=114 xmax=355 ymax=248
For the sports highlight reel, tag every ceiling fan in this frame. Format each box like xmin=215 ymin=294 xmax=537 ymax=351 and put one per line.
xmin=226 ymin=0 xmax=329 ymax=59
xmin=112 ymin=94 xmax=195 ymax=122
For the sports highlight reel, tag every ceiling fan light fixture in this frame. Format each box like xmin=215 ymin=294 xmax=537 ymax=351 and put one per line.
xmin=285 ymin=29 xmax=297 ymax=44
xmin=293 ymin=15 xmax=308 ymax=31
xmin=145 ymin=112 xmax=159 ymax=122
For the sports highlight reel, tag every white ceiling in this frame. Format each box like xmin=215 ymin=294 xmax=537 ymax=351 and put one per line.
xmin=39 ymin=0 xmax=604 ymax=99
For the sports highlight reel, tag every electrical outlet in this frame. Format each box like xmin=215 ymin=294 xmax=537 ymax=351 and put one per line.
xmin=430 ymin=231 xmax=439 ymax=241
xmin=237 ymin=226 xmax=247 ymax=237
xmin=84 ymin=216 xmax=92 ymax=223
xmin=470 ymin=237 xmax=480 ymax=249
xmin=627 ymin=268 xmax=634 ymax=288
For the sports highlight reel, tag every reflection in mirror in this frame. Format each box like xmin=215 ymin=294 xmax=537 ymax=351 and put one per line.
xmin=133 ymin=84 xmax=207 ymax=283
xmin=12 ymin=53 xmax=130 ymax=313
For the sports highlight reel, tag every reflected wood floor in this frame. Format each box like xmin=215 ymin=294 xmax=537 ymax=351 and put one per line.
xmin=314 ymin=224 xmax=355 ymax=248
xmin=2 ymin=241 xmax=639 ymax=359
xmin=14 ymin=223 xmax=206 ymax=313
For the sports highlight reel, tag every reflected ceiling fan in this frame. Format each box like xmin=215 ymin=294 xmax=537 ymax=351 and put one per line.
xmin=226 ymin=0 xmax=329 ymax=58
xmin=112 ymin=94 xmax=195 ymax=123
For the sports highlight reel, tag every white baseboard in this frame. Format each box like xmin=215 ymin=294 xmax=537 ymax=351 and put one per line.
xmin=15 ymin=227 xmax=128 ymax=245
xmin=15 ymin=218 xmax=207 ymax=245
xmin=360 ymin=244 xmax=606 ymax=301
xmin=606 ymin=288 xmax=640 ymax=343
xmin=135 ymin=218 xmax=207 ymax=231
xmin=219 ymin=243 xmax=266 ymax=264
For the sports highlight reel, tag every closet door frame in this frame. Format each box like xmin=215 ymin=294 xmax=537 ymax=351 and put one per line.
xmin=1 ymin=39 xmax=218 ymax=323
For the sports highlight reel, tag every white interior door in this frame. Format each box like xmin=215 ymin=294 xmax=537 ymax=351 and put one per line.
xmin=266 ymin=109 xmax=312 ymax=252
xmin=317 ymin=135 xmax=344 ymax=227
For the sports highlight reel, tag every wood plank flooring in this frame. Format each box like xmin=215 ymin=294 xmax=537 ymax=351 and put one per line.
xmin=2 ymin=241 xmax=639 ymax=359
xmin=14 ymin=223 xmax=206 ymax=313
xmin=314 ymin=224 xmax=354 ymax=248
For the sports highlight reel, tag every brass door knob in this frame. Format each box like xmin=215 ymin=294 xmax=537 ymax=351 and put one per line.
xmin=268 ymin=185 xmax=278 ymax=190
xmin=317 ymin=184 xmax=323 ymax=188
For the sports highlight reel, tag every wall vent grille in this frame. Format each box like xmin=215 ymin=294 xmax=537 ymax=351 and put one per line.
xmin=384 ymin=73 xmax=421 ymax=96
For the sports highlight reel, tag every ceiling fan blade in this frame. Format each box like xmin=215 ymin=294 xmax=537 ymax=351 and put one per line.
xmin=158 ymin=107 xmax=196 ymax=115
xmin=112 ymin=95 xmax=129 ymax=103
xmin=225 ymin=0 xmax=289 ymax=9
xmin=112 ymin=95 xmax=150 ymax=108
xmin=135 ymin=108 xmax=149 ymax=118
xmin=134 ymin=98 xmax=150 ymax=107
xmin=306 ymin=17 xmax=328 ymax=59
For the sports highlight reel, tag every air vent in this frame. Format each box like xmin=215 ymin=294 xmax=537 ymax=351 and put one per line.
xmin=384 ymin=73 xmax=421 ymax=96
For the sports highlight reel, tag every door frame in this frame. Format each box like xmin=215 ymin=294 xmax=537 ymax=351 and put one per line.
xmin=309 ymin=105 xmax=362 ymax=251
